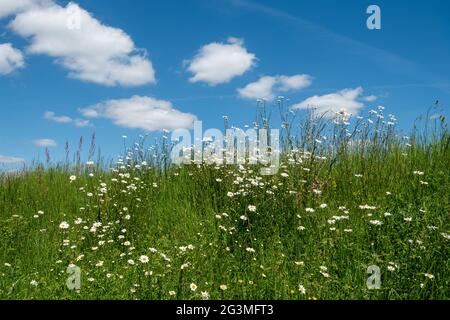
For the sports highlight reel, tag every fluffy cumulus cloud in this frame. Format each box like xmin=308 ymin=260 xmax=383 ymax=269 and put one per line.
xmin=292 ymin=87 xmax=365 ymax=116
xmin=238 ymin=76 xmax=278 ymax=100
xmin=187 ymin=37 xmax=256 ymax=85
xmin=0 ymin=43 xmax=24 ymax=75
xmin=33 ymin=139 xmax=57 ymax=147
xmin=79 ymin=96 xmax=197 ymax=132
xmin=0 ymin=155 xmax=25 ymax=163
xmin=8 ymin=2 xmax=155 ymax=86
xmin=238 ymin=74 xmax=312 ymax=100
xmin=44 ymin=111 xmax=90 ymax=127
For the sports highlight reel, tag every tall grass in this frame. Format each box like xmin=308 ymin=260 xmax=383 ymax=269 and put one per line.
xmin=0 ymin=104 xmax=449 ymax=300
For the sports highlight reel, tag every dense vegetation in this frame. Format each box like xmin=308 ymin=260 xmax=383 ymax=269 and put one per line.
xmin=0 ymin=105 xmax=449 ymax=299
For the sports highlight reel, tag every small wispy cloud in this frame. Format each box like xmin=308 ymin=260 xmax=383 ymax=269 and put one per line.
xmin=363 ymin=95 xmax=378 ymax=102
xmin=0 ymin=43 xmax=24 ymax=75
xmin=0 ymin=155 xmax=25 ymax=164
xmin=33 ymin=138 xmax=57 ymax=147
xmin=44 ymin=111 xmax=90 ymax=127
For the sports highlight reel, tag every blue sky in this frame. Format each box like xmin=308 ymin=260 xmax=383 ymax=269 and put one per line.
xmin=1 ymin=0 xmax=449 ymax=167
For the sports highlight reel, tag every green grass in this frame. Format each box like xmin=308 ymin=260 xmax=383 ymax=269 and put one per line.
xmin=0 ymin=108 xmax=449 ymax=300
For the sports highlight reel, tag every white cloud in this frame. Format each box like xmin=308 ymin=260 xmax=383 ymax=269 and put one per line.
xmin=73 ymin=119 xmax=90 ymax=127
xmin=0 ymin=43 xmax=24 ymax=75
xmin=43 ymin=111 xmax=72 ymax=123
xmin=0 ymin=155 xmax=25 ymax=163
xmin=292 ymin=87 xmax=365 ymax=116
xmin=238 ymin=74 xmax=312 ymax=100
xmin=0 ymin=0 xmax=50 ymax=19
xmin=238 ymin=76 xmax=277 ymax=100
xmin=79 ymin=95 xmax=197 ymax=132
xmin=43 ymin=111 xmax=90 ymax=127
xmin=9 ymin=2 xmax=155 ymax=86
xmin=278 ymin=75 xmax=312 ymax=91
xmin=33 ymin=138 xmax=57 ymax=147
xmin=187 ymin=37 xmax=256 ymax=85
xmin=363 ymin=95 xmax=377 ymax=102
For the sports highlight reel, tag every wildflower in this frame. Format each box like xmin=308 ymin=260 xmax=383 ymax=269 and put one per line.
xmin=139 ymin=255 xmax=149 ymax=264
xmin=369 ymin=220 xmax=383 ymax=226
xmin=404 ymin=217 xmax=413 ymax=222
xmin=69 ymin=175 xmax=77 ymax=182
xmin=359 ymin=204 xmax=377 ymax=210
xmin=190 ymin=283 xmax=198 ymax=291
xmin=240 ymin=215 xmax=248 ymax=221
xmin=305 ymin=208 xmax=315 ymax=213
xmin=59 ymin=221 xmax=70 ymax=230
xmin=30 ymin=280 xmax=38 ymax=287
xmin=220 ymin=285 xmax=228 ymax=291
xmin=127 ymin=259 xmax=135 ymax=265
xmin=201 ymin=291 xmax=210 ymax=300
xmin=319 ymin=204 xmax=328 ymax=209
xmin=424 ymin=273 xmax=434 ymax=279
xmin=95 ymin=261 xmax=104 ymax=267
xmin=387 ymin=266 xmax=396 ymax=272
xmin=294 ymin=261 xmax=304 ymax=266
xmin=169 ymin=291 xmax=176 ymax=296
xmin=246 ymin=247 xmax=256 ymax=253
xmin=298 ymin=285 xmax=306 ymax=294
xmin=248 ymin=205 xmax=257 ymax=212
xmin=281 ymin=173 xmax=289 ymax=178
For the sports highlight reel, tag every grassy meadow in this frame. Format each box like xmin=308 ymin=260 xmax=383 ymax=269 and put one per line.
xmin=0 ymin=106 xmax=449 ymax=300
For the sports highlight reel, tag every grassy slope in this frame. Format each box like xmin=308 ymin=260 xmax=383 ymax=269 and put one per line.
xmin=0 ymin=136 xmax=448 ymax=300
